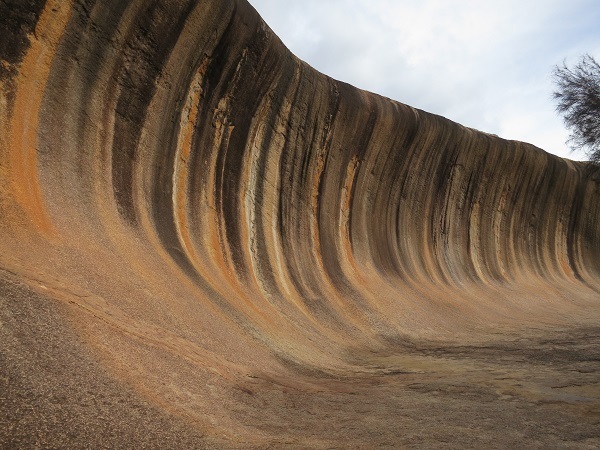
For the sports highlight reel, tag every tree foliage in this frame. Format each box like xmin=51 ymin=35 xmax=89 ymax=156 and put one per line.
xmin=553 ymin=54 xmax=600 ymax=162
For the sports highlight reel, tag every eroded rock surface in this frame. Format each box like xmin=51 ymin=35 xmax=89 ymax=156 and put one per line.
xmin=1 ymin=0 xmax=599 ymax=447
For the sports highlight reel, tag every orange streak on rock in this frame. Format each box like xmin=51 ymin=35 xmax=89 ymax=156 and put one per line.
xmin=8 ymin=0 xmax=73 ymax=235
xmin=340 ymin=154 xmax=360 ymax=273
xmin=173 ymin=62 xmax=207 ymax=262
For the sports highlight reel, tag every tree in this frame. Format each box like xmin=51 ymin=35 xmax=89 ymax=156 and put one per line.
xmin=553 ymin=54 xmax=600 ymax=162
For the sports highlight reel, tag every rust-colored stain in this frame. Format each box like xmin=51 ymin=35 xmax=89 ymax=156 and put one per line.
xmin=7 ymin=0 xmax=73 ymax=236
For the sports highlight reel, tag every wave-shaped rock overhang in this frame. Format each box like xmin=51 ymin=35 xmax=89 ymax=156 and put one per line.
xmin=1 ymin=0 xmax=599 ymax=446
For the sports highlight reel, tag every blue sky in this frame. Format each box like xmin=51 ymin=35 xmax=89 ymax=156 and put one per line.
xmin=248 ymin=0 xmax=600 ymax=160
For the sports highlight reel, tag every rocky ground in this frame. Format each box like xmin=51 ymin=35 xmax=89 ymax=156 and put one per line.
xmin=2 ymin=271 xmax=598 ymax=449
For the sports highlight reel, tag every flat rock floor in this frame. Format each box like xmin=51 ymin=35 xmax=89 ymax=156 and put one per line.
xmin=2 ymin=272 xmax=599 ymax=449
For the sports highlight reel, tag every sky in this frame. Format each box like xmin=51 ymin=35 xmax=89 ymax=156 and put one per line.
xmin=247 ymin=0 xmax=600 ymax=160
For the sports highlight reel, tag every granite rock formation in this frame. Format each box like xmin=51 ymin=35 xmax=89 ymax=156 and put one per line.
xmin=1 ymin=0 xmax=599 ymax=447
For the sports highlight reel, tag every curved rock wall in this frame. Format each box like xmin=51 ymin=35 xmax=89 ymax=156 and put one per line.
xmin=1 ymin=0 xmax=599 ymax=446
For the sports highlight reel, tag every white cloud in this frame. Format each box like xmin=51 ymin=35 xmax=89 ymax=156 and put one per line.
xmin=248 ymin=0 xmax=600 ymax=160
